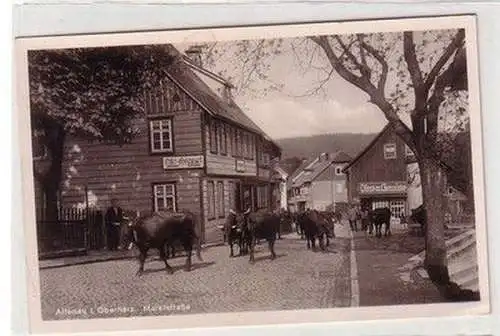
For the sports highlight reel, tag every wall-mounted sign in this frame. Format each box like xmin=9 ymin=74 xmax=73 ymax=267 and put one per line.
xmin=359 ymin=181 xmax=407 ymax=195
xmin=235 ymin=159 xmax=245 ymax=173
xmin=163 ymin=155 xmax=204 ymax=170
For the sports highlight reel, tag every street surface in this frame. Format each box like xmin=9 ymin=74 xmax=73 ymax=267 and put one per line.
xmin=40 ymin=225 xmax=352 ymax=320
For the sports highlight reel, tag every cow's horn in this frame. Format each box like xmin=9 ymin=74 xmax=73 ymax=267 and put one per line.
xmin=244 ymin=208 xmax=251 ymax=215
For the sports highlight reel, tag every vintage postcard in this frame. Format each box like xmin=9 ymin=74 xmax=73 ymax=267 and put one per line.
xmin=15 ymin=14 xmax=489 ymax=334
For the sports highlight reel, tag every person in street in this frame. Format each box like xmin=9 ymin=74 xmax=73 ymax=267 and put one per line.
xmin=104 ymin=198 xmax=124 ymax=251
xmin=361 ymin=206 xmax=370 ymax=234
xmin=348 ymin=205 xmax=358 ymax=232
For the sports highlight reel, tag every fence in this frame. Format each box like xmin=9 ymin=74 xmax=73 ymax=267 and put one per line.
xmin=36 ymin=208 xmax=106 ymax=259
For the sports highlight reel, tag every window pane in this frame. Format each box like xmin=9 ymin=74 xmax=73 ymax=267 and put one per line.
xmin=166 ymin=197 xmax=175 ymax=211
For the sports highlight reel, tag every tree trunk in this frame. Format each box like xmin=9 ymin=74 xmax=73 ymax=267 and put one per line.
xmin=419 ymin=157 xmax=450 ymax=286
xmin=36 ymin=120 xmax=66 ymax=250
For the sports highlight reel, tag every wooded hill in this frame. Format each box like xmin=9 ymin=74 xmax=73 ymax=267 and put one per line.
xmin=275 ymin=133 xmax=377 ymax=160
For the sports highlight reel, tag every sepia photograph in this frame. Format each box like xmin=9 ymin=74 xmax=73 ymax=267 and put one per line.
xmin=15 ymin=14 xmax=489 ymax=334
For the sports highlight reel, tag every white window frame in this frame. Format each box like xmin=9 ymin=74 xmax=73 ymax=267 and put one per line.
xmin=384 ymin=143 xmax=397 ymax=160
xmin=335 ymin=166 xmax=343 ymax=176
xmin=153 ymin=183 xmax=176 ymax=212
xmin=150 ymin=119 xmax=173 ymax=153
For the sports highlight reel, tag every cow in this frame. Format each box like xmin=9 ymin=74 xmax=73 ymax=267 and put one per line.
xmin=296 ymin=210 xmax=330 ymax=251
xmin=237 ymin=208 xmax=279 ymax=264
xmin=410 ymin=205 xmax=426 ymax=236
xmin=126 ymin=210 xmax=203 ymax=276
xmin=218 ymin=209 xmax=248 ymax=257
xmin=370 ymin=207 xmax=392 ymax=238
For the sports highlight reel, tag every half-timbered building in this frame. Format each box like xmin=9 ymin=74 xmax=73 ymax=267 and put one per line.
xmin=33 ymin=44 xmax=282 ymax=245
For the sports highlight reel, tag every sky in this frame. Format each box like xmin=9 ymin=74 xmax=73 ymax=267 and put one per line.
xmin=176 ymin=39 xmax=391 ymax=139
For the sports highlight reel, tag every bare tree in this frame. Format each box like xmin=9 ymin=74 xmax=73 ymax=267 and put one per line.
xmin=198 ymin=29 xmax=471 ymax=297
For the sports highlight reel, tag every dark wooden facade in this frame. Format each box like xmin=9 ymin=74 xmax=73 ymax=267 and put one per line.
xmin=343 ymin=124 xmax=412 ymax=219
xmin=34 ymin=48 xmax=281 ymax=246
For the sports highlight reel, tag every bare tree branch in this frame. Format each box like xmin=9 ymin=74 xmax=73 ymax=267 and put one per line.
xmin=403 ymin=32 xmax=424 ymax=94
xmin=423 ymin=29 xmax=465 ymax=94
xmin=359 ymin=39 xmax=388 ymax=92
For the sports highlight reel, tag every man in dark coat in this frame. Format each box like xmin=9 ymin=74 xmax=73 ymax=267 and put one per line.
xmin=105 ymin=198 xmax=124 ymax=250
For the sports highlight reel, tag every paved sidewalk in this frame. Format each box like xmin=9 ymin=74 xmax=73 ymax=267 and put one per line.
xmin=351 ymin=228 xmax=444 ymax=306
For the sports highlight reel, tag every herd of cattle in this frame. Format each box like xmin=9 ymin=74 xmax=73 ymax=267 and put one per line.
xmin=121 ymin=204 xmax=429 ymax=277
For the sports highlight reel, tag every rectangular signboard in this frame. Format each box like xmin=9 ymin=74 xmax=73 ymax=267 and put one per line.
xmin=163 ymin=155 xmax=204 ymax=170
xmin=359 ymin=181 xmax=407 ymax=195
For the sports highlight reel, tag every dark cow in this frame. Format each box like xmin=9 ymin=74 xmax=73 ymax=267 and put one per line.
xmin=126 ymin=211 xmax=203 ymax=276
xmin=370 ymin=207 xmax=392 ymax=238
xmin=410 ymin=205 xmax=426 ymax=236
xmin=219 ymin=210 xmax=248 ymax=257
xmin=238 ymin=208 xmax=279 ymax=264
xmin=296 ymin=210 xmax=330 ymax=251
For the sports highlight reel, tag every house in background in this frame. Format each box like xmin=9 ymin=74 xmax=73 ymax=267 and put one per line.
xmin=342 ymin=124 xmax=411 ymax=219
xmin=33 ymin=44 xmax=282 ymax=246
xmin=287 ymin=152 xmax=351 ymax=212
xmin=270 ymin=162 xmax=289 ymax=210
xmin=344 ymin=123 xmax=474 ymax=225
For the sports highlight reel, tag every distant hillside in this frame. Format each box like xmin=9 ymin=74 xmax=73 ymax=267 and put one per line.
xmin=276 ymin=133 xmax=377 ymax=160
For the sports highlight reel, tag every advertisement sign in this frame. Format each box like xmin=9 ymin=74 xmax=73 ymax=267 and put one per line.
xmin=163 ymin=155 xmax=204 ymax=170
xmin=359 ymin=181 xmax=407 ymax=195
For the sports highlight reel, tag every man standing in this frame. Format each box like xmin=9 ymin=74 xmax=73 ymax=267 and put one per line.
xmin=105 ymin=198 xmax=123 ymax=251
xmin=348 ymin=205 xmax=358 ymax=232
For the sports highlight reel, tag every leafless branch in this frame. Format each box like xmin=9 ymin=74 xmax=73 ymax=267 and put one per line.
xmin=359 ymin=39 xmax=388 ymax=92
xmin=403 ymin=32 xmax=424 ymax=93
xmin=423 ymin=29 xmax=465 ymax=94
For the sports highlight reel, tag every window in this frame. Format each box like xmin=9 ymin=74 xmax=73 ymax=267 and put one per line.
xmin=389 ymin=200 xmax=405 ymax=218
xmin=210 ymin=118 xmax=218 ymax=154
xmin=372 ymin=200 xmax=389 ymax=210
xmin=220 ymin=124 xmax=227 ymax=155
xmin=207 ymin=181 xmax=216 ymax=219
xmin=217 ymin=181 xmax=225 ymax=218
xmin=335 ymin=166 xmax=344 ymax=176
xmin=32 ymin=129 xmax=47 ymax=160
xmin=257 ymin=186 xmax=269 ymax=208
xmin=149 ymin=119 xmax=173 ymax=153
xmin=383 ymin=143 xmax=397 ymax=160
xmin=153 ymin=183 xmax=176 ymax=212
xmin=249 ymin=135 xmax=255 ymax=160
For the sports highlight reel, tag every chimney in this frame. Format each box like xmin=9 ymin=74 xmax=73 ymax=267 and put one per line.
xmin=222 ymin=84 xmax=233 ymax=105
xmin=185 ymin=45 xmax=204 ymax=67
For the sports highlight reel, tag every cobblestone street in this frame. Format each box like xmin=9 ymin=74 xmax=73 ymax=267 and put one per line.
xmin=39 ymin=229 xmax=352 ymax=321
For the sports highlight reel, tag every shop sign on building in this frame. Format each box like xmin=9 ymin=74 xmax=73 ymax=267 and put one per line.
xmin=235 ymin=159 xmax=246 ymax=173
xmin=359 ymin=181 xmax=407 ymax=195
xmin=163 ymin=155 xmax=204 ymax=170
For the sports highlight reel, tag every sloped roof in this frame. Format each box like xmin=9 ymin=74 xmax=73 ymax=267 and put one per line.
xmin=286 ymin=157 xmax=317 ymax=189
xmin=292 ymin=156 xmax=338 ymax=187
xmin=164 ymin=46 xmax=281 ymax=152
xmin=342 ymin=123 xmax=392 ymax=172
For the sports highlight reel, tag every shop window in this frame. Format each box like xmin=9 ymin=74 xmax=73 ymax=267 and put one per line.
xmin=390 ymin=200 xmax=405 ymax=218
xmin=383 ymin=143 xmax=397 ymax=160
xmin=372 ymin=200 xmax=389 ymax=210
xmin=153 ymin=183 xmax=176 ymax=212
xmin=149 ymin=118 xmax=173 ymax=153
xmin=217 ymin=181 xmax=225 ymax=218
